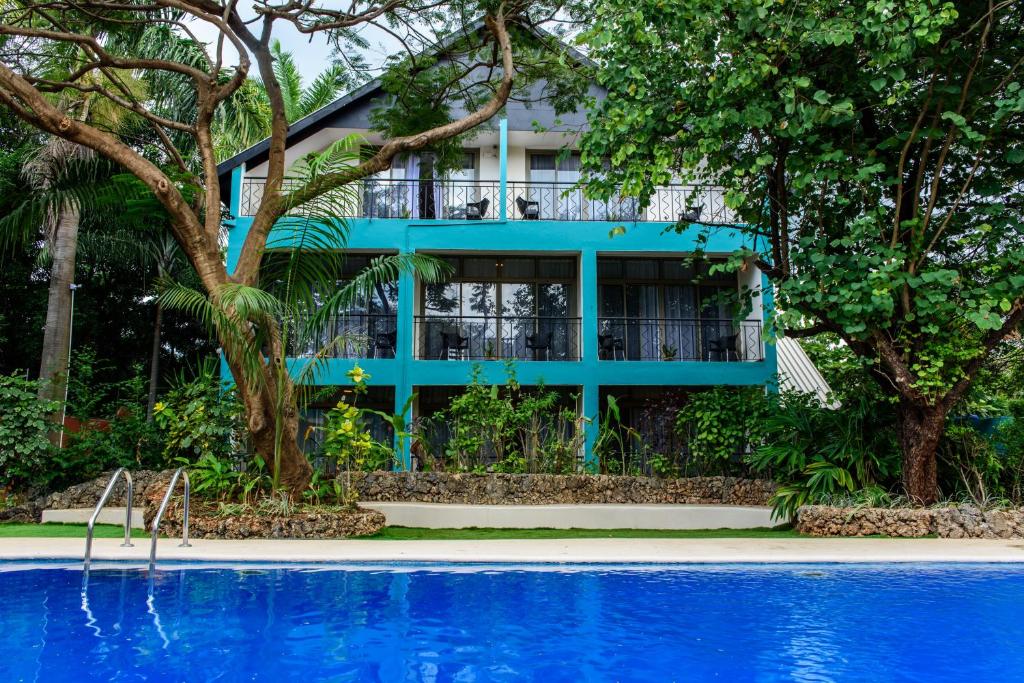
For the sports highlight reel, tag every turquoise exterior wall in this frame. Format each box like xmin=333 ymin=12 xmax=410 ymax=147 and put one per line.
xmin=223 ymin=120 xmax=777 ymax=467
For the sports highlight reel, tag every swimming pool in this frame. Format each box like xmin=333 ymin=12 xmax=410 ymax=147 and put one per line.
xmin=1 ymin=563 xmax=1022 ymax=682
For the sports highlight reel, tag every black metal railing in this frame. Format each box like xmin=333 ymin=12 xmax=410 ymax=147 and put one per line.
xmin=240 ymin=177 xmax=501 ymax=220
xmin=415 ymin=315 xmax=581 ymax=361
xmin=506 ymin=181 xmax=734 ymax=223
xmin=239 ymin=176 xmax=732 ymax=223
xmin=596 ymin=318 xmax=762 ymax=361
xmin=289 ymin=313 xmax=398 ymax=359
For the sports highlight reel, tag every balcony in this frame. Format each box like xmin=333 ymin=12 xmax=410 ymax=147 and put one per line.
xmin=238 ymin=177 xmax=732 ymax=223
xmin=290 ymin=313 xmax=398 ymax=359
xmin=415 ymin=315 xmax=581 ymax=361
xmin=596 ymin=318 xmax=763 ymax=362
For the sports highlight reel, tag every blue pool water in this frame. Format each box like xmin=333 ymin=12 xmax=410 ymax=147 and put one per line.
xmin=1 ymin=563 xmax=1023 ymax=682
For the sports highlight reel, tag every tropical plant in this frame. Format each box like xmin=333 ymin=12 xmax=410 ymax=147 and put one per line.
xmin=152 ymin=361 xmax=246 ymax=463
xmin=747 ymin=392 xmax=902 ymax=519
xmin=158 ymin=138 xmax=448 ymax=493
xmin=674 ymin=386 xmax=774 ymax=476
xmin=579 ymin=0 xmax=1024 ymax=503
xmin=0 ymin=373 xmax=58 ymax=490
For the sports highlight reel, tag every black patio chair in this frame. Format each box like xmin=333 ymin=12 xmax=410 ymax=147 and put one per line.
xmin=466 ymin=198 xmax=489 ymax=220
xmin=708 ymin=333 xmax=739 ymax=361
xmin=598 ymin=333 xmax=625 ymax=360
xmin=516 ymin=196 xmax=540 ymax=220
xmin=525 ymin=331 xmax=553 ymax=361
xmin=679 ymin=204 xmax=704 ymax=223
xmin=440 ymin=331 xmax=469 ymax=360
xmin=373 ymin=330 xmax=397 ymax=358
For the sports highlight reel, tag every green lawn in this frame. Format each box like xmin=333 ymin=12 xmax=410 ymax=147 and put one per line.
xmin=0 ymin=522 xmax=149 ymax=539
xmin=0 ymin=522 xmax=801 ymax=540
xmin=365 ymin=526 xmax=802 ymax=540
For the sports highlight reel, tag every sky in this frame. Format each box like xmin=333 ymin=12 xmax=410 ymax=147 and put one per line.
xmin=186 ymin=16 xmax=403 ymax=83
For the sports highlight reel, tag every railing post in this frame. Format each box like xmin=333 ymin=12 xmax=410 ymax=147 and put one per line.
xmin=499 ymin=118 xmax=507 ymax=221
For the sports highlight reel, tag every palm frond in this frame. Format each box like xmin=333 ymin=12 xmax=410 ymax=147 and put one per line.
xmin=270 ymin=39 xmax=303 ymax=121
xmin=297 ymin=64 xmax=346 ymax=119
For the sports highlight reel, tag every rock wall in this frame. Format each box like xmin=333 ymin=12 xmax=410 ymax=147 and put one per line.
xmin=157 ymin=505 xmax=386 ymax=540
xmin=796 ymin=505 xmax=1024 ymax=538
xmin=349 ymin=472 xmax=776 ymax=506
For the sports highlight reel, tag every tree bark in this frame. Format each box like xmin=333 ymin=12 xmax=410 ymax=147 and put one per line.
xmin=145 ymin=301 xmax=163 ymax=421
xmin=37 ymin=203 xmax=81 ymax=408
xmin=897 ymin=399 xmax=949 ymax=504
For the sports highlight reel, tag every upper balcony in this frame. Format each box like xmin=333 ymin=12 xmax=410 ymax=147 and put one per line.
xmin=237 ymin=177 xmax=734 ymax=224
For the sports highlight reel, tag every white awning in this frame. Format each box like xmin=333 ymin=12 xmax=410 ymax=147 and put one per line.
xmin=776 ymin=337 xmax=839 ymax=408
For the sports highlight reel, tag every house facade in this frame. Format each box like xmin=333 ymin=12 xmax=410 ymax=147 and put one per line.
xmin=216 ymin=60 xmax=777 ymax=469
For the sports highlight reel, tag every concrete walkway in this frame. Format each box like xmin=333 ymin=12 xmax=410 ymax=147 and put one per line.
xmin=3 ymin=537 xmax=1024 ymax=565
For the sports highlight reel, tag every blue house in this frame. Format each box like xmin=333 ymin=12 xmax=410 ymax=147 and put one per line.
xmin=216 ymin=42 xmax=777 ymax=469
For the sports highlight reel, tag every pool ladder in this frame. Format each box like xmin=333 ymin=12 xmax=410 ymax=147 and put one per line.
xmin=82 ymin=467 xmax=192 ymax=572
xmin=83 ymin=467 xmax=134 ymax=571
xmin=149 ymin=467 xmax=192 ymax=571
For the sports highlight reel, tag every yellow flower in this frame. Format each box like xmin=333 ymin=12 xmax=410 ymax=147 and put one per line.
xmin=347 ymin=365 xmax=369 ymax=384
xmin=154 ymin=402 xmax=165 ymax=412
xmin=341 ymin=420 xmax=354 ymax=433
xmin=345 ymin=407 xmax=358 ymax=418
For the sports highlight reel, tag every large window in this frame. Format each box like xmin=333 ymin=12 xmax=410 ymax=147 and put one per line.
xmin=420 ymin=256 xmax=578 ymax=359
xmin=597 ymin=257 xmax=737 ymax=360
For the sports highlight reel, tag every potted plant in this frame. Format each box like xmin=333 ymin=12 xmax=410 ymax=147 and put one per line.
xmin=661 ymin=344 xmax=678 ymax=361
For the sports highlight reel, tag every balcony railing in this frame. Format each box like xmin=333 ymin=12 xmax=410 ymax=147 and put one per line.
xmin=506 ymin=182 xmax=734 ymax=223
xmin=415 ymin=315 xmax=581 ymax=361
xmin=597 ymin=318 xmax=763 ymax=362
xmin=240 ymin=177 xmax=500 ymax=219
xmin=289 ymin=313 xmax=398 ymax=359
xmin=238 ymin=177 xmax=732 ymax=223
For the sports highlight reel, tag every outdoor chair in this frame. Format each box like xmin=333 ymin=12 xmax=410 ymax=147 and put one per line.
xmin=440 ymin=331 xmax=469 ymax=360
xmin=708 ymin=333 xmax=739 ymax=361
xmin=466 ymin=198 xmax=489 ymax=220
xmin=373 ymin=330 xmax=397 ymax=358
xmin=679 ymin=204 xmax=704 ymax=223
xmin=525 ymin=331 xmax=554 ymax=361
xmin=598 ymin=333 xmax=625 ymax=360
xmin=516 ymin=196 xmax=540 ymax=220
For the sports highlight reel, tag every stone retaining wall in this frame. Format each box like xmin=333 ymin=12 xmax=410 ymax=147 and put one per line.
xmin=349 ymin=472 xmax=776 ymax=506
xmin=796 ymin=505 xmax=1024 ymax=538
xmin=155 ymin=505 xmax=386 ymax=540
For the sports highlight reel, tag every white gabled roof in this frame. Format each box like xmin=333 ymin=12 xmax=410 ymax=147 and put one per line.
xmin=776 ymin=337 xmax=838 ymax=408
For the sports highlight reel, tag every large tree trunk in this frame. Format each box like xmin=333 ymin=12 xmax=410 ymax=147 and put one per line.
xmin=145 ymin=301 xmax=163 ymax=421
xmin=37 ymin=203 xmax=81 ymax=410
xmin=897 ymin=399 xmax=949 ymax=504
xmin=224 ymin=351 xmax=312 ymax=496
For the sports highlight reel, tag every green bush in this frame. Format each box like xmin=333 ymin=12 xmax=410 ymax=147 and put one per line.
xmin=428 ymin=364 xmax=583 ymax=474
xmin=746 ymin=392 xmax=901 ymax=519
xmin=674 ymin=386 xmax=773 ymax=476
xmin=0 ymin=372 xmax=59 ymax=490
xmin=153 ymin=366 xmax=246 ymax=463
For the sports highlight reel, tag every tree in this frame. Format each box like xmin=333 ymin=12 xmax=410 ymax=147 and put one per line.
xmin=0 ymin=2 xmax=575 ymax=495
xmin=214 ymin=39 xmax=368 ymax=159
xmin=579 ymin=0 xmax=1024 ymax=502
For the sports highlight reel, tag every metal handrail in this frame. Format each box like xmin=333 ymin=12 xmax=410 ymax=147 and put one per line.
xmin=84 ymin=467 xmax=133 ymax=571
xmin=149 ymin=467 xmax=191 ymax=571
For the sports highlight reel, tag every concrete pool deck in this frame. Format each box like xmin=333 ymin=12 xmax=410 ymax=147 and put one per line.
xmin=3 ymin=537 xmax=1024 ymax=564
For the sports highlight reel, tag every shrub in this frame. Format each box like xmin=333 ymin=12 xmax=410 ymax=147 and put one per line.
xmin=153 ymin=366 xmax=246 ymax=463
xmin=746 ymin=392 xmax=901 ymax=519
xmin=674 ymin=386 xmax=773 ymax=476
xmin=0 ymin=373 xmax=58 ymax=491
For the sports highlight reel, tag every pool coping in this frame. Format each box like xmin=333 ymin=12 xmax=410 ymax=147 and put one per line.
xmin=3 ymin=537 xmax=1024 ymax=565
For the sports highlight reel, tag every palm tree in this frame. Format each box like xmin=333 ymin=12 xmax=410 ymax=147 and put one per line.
xmin=214 ymin=40 xmax=364 ymax=159
xmin=160 ymin=137 xmax=447 ymax=490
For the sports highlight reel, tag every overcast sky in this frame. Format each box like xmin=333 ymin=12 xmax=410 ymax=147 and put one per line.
xmin=187 ymin=18 xmax=402 ymax=84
